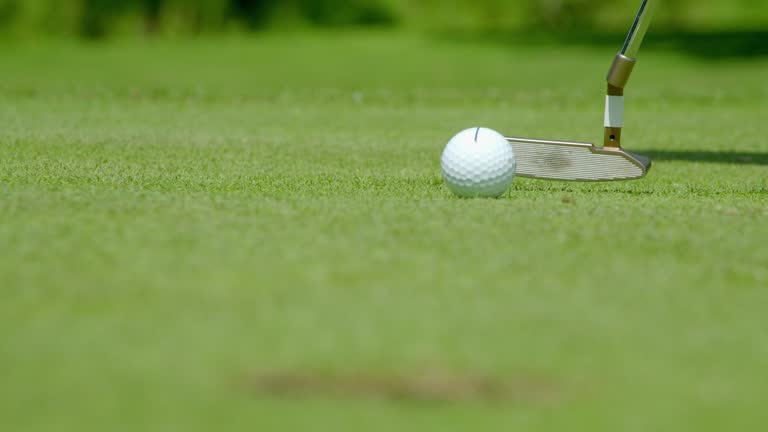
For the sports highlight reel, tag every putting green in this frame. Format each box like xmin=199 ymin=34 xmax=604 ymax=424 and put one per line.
xmin=1 ymin=32 xmax=767 ymax=431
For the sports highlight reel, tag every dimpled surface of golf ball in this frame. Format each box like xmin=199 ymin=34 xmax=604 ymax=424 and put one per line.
xmin=441 ymin=127 xmax=517 ymax=198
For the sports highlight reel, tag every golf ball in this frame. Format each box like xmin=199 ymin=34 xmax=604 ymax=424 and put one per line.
xmin=441 ymin=127 xmax=517 ymax=198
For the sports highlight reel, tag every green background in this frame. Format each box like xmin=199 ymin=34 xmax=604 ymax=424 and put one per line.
xmin=0 ymin=0 xmax=766 ymax=37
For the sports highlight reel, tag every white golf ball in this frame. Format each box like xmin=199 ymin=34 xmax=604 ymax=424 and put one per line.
xmin=441 ymin=127 xmax=517 ymax=198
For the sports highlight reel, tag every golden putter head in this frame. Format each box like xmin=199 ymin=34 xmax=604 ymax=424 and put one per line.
xmin=506 ymin=136 xmax=651 ymax=182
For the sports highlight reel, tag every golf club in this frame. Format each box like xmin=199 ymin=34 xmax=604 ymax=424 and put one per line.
xmin=507 ymin=0 xmax=658 ymax=181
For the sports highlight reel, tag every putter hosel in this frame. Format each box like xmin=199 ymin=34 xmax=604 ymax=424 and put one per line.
xmin=604 ymin=54 xmax=637 ymax=148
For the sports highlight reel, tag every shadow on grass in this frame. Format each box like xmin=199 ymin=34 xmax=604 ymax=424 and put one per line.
xmin=245 ymin=369 xmax=558 ymax=404
xmin=637 ymin=150 xmax=768 ymax=165
xmin=442 ymin=29 xmax=768 ymax=59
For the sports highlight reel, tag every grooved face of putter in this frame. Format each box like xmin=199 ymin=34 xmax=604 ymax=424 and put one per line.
xmin=507 ymin=137 xmax=651 ymax=182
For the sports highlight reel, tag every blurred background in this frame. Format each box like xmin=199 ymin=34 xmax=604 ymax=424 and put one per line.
xmin=0 ymin=0 xmax=765 ymax=39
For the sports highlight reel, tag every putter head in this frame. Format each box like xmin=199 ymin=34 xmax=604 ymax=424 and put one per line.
xmin=507 ymin=137 xmax=651 ymax=182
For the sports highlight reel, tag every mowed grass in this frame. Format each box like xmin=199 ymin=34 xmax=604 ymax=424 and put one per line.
xmin=1 ymin=32 xmax=767 ymax=431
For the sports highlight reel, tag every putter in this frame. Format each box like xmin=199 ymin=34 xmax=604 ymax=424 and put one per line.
xmin=507 ymin=0 xmax=658 ymax=181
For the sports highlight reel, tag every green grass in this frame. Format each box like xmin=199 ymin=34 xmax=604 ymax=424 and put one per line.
xmin=1 ymin=32 xmax=767 ymax=431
